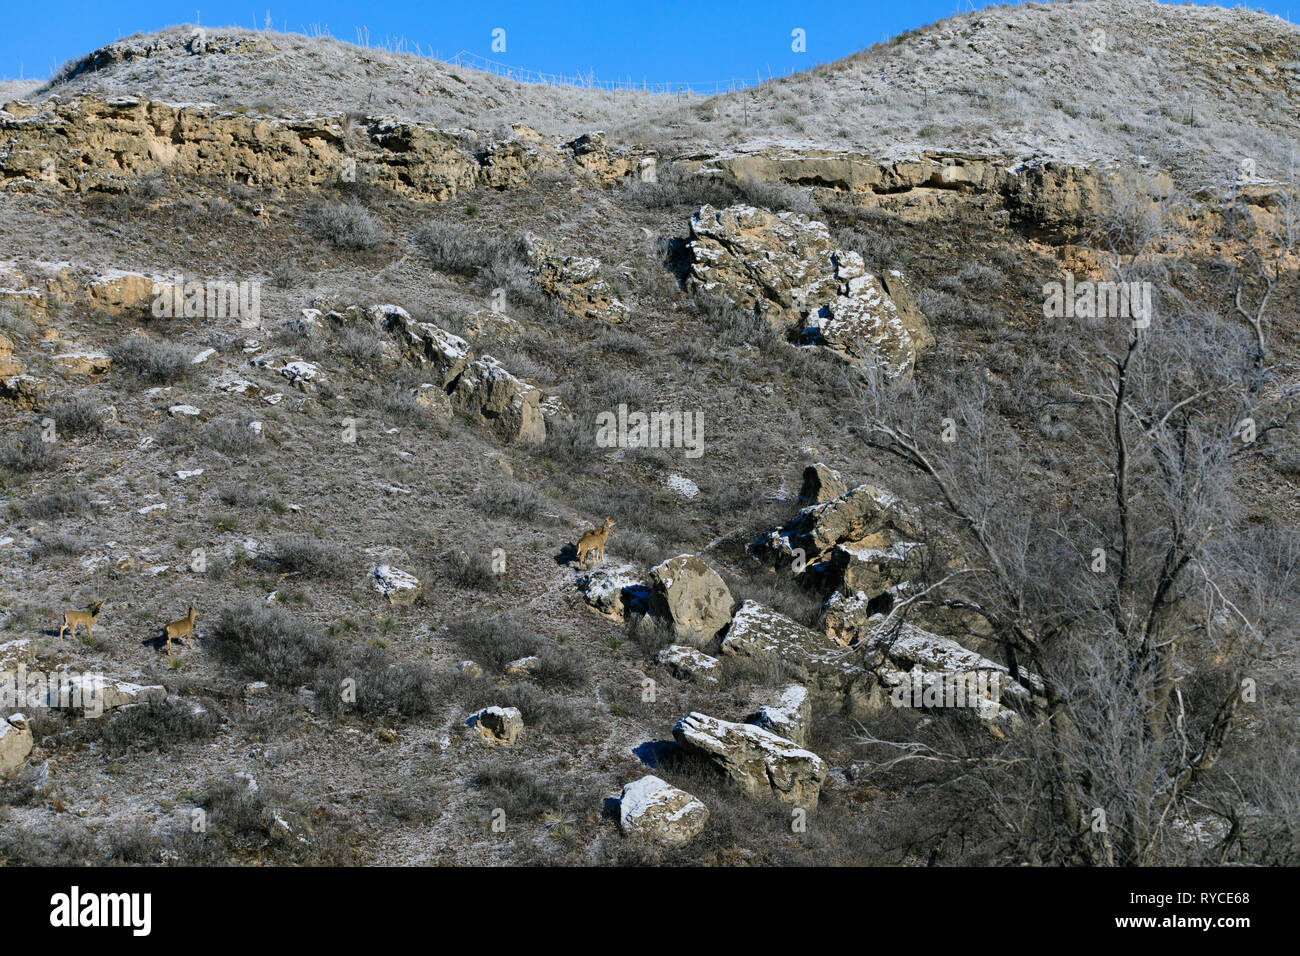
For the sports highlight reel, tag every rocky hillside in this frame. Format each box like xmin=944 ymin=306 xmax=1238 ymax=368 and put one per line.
xmin=636 ymin=0 xmax=1300 ymax=185
xmin=27 ymin=1 xmax=1300 ymax=185
xmin=31 ymin=25 xmax=661 ymax=137
xmin=0 ymin=0 xmax=1296 ymax=867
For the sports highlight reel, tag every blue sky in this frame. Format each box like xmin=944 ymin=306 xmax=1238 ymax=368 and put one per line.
xmin=2 ymin=0 xmax=1296 ymax=85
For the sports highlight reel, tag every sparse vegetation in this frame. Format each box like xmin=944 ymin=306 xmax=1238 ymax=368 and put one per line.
xmin=270 ymin=535 xmax=348 ymax=579
xmin=302 ymin=200 xmax=389 ymax=250
xmin=109 ymin=334 xmax=191 ymax=383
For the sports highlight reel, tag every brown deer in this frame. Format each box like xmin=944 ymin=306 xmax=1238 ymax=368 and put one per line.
xmin=163 ymin=606 xmax=198 ymax=655
xmin=576 ymin=517 xmax=615 ymax=569
xmin=59 ymin=601 xmax=104 ymax=640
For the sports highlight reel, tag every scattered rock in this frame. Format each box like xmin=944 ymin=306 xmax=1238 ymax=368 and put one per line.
xmin=370 ymin=565 xmax=421 ymax=606
xmin=470 ymin=706 xmax=524 ymax=746
xmin=616 ymin=774 xmax=709 ymax=847
xmin=673 ymin=711 xmax=827 ymax=809
xmin=749 ymin=684 xmax=812 ymax=746
xmin=456 ymin=660 xmax=484 ymax=679
xmin=0 ymin=713 xmax=33 ymax=779
xmin=0 ymin=638 xmax=34 ymax=673
xmin=656 ymin=644 xmax=721 ymax=683
xmin=647 ymin=554 xmax=734 ymax=642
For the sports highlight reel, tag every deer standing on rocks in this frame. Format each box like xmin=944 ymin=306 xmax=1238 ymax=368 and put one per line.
xmin=576 ymin=517 xmax=615 ymax=569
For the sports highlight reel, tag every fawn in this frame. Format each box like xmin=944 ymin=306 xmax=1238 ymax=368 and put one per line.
xmin=59 ymin=601 xmax=104 ymax=640
xmin=576 ymin=517 xmax=615 ymax=569
xmin=163 ymin=606 xmax=198 ymax=655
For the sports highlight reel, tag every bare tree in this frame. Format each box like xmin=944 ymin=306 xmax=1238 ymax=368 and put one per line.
xmin=851 ymin=180 xmax=1299 ymax=865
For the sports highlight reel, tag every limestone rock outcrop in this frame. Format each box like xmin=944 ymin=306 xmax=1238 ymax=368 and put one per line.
xmin=615 ymin=774 xmax=709 ymax=847
xmin=673 ymin=711 xmax=827 ymax=809
xmin=647 ymin=554 xmax=734 ymax=642
xmin=523 ymin=233 xmax=628 ymax=322
xmin=686 ymin=203 xmax=933 ymax=377
xmin=0 ymin=714 xmax=33 ymax=779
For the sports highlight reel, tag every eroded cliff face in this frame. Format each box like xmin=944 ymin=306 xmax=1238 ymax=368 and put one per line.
xmin=4 ymin=94 xmax=1290 ymax=247
xmin=0 ymin=96 xmax=643 ymax=200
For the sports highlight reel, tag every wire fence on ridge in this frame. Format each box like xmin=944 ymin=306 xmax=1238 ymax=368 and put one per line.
xmin=440 ymin=49 xmax=779 ymax=95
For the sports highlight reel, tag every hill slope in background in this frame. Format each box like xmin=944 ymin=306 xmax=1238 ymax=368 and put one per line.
xmin=22 ymin=1 xmax=1300 ymax=184
xmin=28 ymin=25 xmax=662 ymax=138
xmin=636 ymin=0 xmax=1300 ymax=183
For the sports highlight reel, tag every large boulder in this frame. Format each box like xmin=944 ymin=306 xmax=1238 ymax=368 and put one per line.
xmin=756 ymin=482 xmax=927 ymax=601
xmin=410 ymin=383 xmax=453 ymax=423
xmin=616 ymin=774 xmax=709 ymax=847
xmin=0 ymin=330 xmax=24 ymax=379
xmin=381 ymin=308 xmax=545 ymax=446
xmin=687 ymin=204 xmax=836 ymax=324
xmin=371 ymin=565 xmax=422 ymax=606
xmin=647 ymin=554 xmax=734 ymax=642
xmin=673 ymin=712 xmax=827 ymax=809
xmin=451 ymin=356 xmax=546 ymax=446
xmin=85 ymin=270 xmax=177 ymax=315
xmin=564 ymin=132 xmax=637 ymax=184
xmin=826 ymin=539 xmax=928 ymax=599
xmin=52 ymin=351 xmax=112 ymax=375
xmin=0 ymin=713 xmax=33 ymax=779
xmin=798 ymin=462 xmax=846 ymax=504
xmin=1 ymin=373 xmax=47 ymax=408
xmin=866 ymin=618 xmax=1034 ymax=736
xmin=381 ymin=310 xmax=471 ymax=387
xmin=656 ymin=645 xmax=721 ymax=684
xmin=46 ymin=676 xmax=166 ymax=716
xmin=748 ymin=684 xmax=812 ymax=747
xmin=469 ymin=706 xmax=524 ymax=746
xmin=478 ymin=125 xmax=565 ymax=190
xmin=721 ymin=600 xmax=875 ymax=715
xmin=801 ymin=269 xmax=935 ymax=379
xmin=523 ymin=233 xmax=628 ymax=322
xmin=759 ymin=483 xmax=923 ymax=569
xmin=578 ymin=565 xmax=651 ymax=622
xmin=686 ymin=204 xmax=932 ymax=377
xmin=824 ymin=584 xmax=1000 ymax=658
